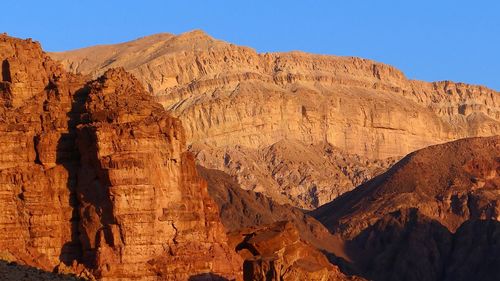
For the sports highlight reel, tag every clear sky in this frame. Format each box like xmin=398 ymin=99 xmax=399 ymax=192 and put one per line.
xmin=2 ymin=1 xmax=499 ymax=90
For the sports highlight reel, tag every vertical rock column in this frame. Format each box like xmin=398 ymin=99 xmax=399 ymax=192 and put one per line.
xmin=77 ymin=68 xmax=241 ymax=280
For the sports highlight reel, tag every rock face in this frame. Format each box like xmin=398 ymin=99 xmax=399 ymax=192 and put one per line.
xmin=311 ymin=136 xmax=500 ymax=281
xmin=198 ymin=166 xmax=348 ymax=258
xmin=50 ymin=30 xmax=499 ymax=208
xmin=229 ymin=221 xmax=364 ymax=281
xmin=195 ymin=141 xmax=396 ymax=209
xmin=0 ymin=34 xmax=241 ymax=280
xmin=76 ymin=68 xmax=241 ymax=280
xmin=0 ymin=34 xmax=86 ymax=270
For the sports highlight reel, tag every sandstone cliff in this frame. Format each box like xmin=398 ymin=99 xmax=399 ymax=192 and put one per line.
xmin=0 ymin=34 xmax=241 ymax=280
xmin=0 ymin=34 xmax=86 ymax=270
xmin=50 ymin=30 xmax=499 ymax=209
xmin=51 ymin=30 xmax=499 ymax=160
xmin=76 ymin=68 xmax=241 ymax=280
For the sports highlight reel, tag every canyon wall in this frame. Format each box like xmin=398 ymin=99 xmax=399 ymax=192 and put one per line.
xmin=52 ymin=30 xmax=499 ymax=160
xmin=0 ymin=34 xmax=241 ymax=280
xmin=51 ymin=31 xmax=499 ymax=209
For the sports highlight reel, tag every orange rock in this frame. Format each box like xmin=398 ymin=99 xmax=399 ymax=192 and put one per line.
xmin=50 ymin=30 xmax=500 ymax=209
xmin=76 ymin=68 xmax=241 ymax=280
xmin=0 ymin=34 xmax=242 ymax=280
xmin=230 ymin=221 xmax=365 ymax=281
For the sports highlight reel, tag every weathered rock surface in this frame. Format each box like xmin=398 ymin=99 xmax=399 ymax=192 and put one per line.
xmin=76 ymin=68 xmax=241 ymax=280
xmin=0 ymin=34 xmax=242 ymax=280
xmin=228 ymin=221 xmax=364 ymax=281
xmin=195 ymin=141 xmax=396 ymax=209
xmin=51 ymin=30 xmax=499 ymax=160
xmin=0 ymin=34 xmax=86 ymax=270
xmin=51 ymin=30 xmax=499 ymax=208
xmin=311 ymin=136 xmax=500 ymax=281
xmin=198 ymin=166 xmax=348 ymax=261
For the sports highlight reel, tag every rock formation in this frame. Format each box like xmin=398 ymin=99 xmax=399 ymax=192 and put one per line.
xmin=311 ymin=136 xmax=500 ymax=281
xmin=229 ymin=221 xmax=365 ymax=281
xmin=76 ymin=68 xmax=241 ymax=280
xmin=195 ymin=141 xmax=396 ymax=209
xmin=50 ymin=30 xmax=499 ymax=208
xmin=198 ymin=166 xmax=348 ymax=259
xmin=51 ymin=30 xmax=499 ymax=160
xmin=0 ymin=34 xmax=241 ymax=280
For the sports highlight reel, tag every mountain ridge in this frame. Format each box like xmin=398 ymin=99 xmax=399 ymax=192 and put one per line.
xmin=49 ymin=30 xmax=499 ymax=209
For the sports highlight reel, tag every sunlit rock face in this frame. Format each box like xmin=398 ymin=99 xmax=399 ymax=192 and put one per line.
xmin=0 ymin=34 xmax=241 ymax=281
xmin=51 ymin=31 xmax=499 ymax=209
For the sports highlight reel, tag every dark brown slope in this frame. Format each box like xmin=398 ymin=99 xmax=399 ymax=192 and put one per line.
xmin=0 ymin=260 xmax=86 ymax=281
xmin=312 ymin=136 xmax=500 ymax=239
xmin=197 ymin=166 xmax=348 ymax=259
xmin=310 ymin=136 xmax=500 ymax=281
xmin=197 ymin=166 xmax=364 ymax=280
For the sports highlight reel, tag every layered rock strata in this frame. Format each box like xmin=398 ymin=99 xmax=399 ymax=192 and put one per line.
xmin=51 ymin=31 xmax=499 ymax=208
xmin=51 ymin=31 xmax=499 ymax=160
xmin=0 ymin=34 xmax=86 ymax=270
xmin=0 ymin=34 xmax=241 ymax=280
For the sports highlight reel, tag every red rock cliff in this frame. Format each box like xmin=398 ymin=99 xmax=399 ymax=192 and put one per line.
xmin=76 ymin=68 xmax=241 ymax=280
xmin=0 ymin=34 xmax=241 ymax=280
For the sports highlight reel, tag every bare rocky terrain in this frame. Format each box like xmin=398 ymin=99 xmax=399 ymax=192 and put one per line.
xmin=51 ymin=30 xmax=499 ymax=209
xmin=0 ymin=34 xmax=241 ymax=281
xmin=0 ymin=31 xmax=498 ymax=281
xmin=312 ymin=136 xmax=500 ymax=281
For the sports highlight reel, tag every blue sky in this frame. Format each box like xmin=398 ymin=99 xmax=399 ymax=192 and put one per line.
xmin=2 ymin=1 xmax=499 ymax=90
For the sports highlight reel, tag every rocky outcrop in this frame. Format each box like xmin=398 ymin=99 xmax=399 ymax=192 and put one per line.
xmin=310 ymin=136 xmax=500 ymax=281
xmin=0 ymin=34 xmax=242 ymax=280
xmin=228 ymin=221 xmax=364 ymax=281
xmin=76 ymin=68 xmax=241 ymax=280
xmin=50 ymin=31 xmax=499 ymax=209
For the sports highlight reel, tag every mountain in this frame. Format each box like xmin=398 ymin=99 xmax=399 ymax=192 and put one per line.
xmin=0 ymin=34 xmax=241 ymax=280
xmin=311 ymin=136 xmax=500 ymax=281
xmin=51 ymin=30 xmax=500 ymax=209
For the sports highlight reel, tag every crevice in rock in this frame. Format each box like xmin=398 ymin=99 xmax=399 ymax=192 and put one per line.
xmin=2 ymin=59 xmax=11 ymax=82
xmin=33 ymin=135 xmax=42 ymax=165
